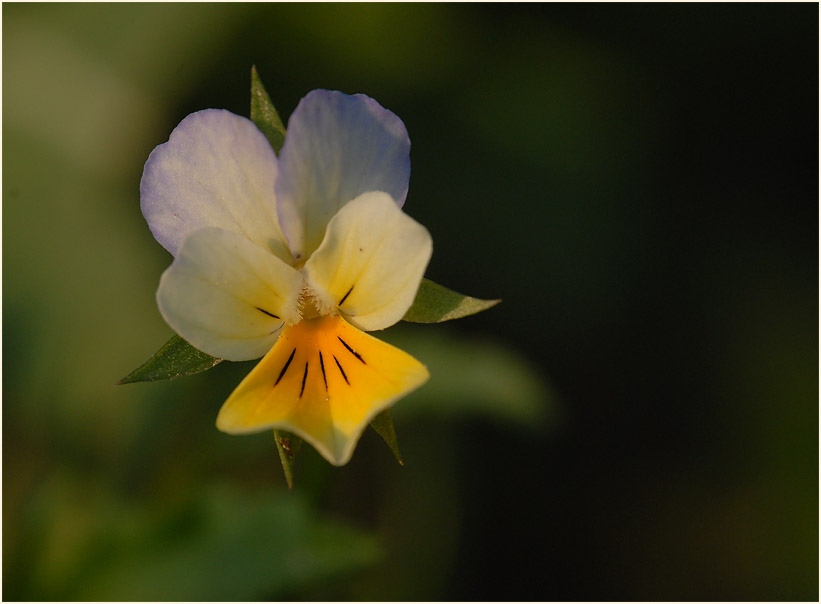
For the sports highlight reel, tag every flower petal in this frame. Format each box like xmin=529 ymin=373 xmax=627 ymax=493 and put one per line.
xmin=216 ymin=315 xmax=429 ymax=466
xmin=141 ymin=109 xmax=293 ymax=263
xmin=275 ymin=90 xmax=411 ymax=261
xmin=303 ymin=192 xmax=432 ymax=331
xmin=157 ymin=228 xmax=303 ymax=362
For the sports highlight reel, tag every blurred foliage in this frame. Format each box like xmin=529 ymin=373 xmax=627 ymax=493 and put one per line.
xmin=383 ymin=326 xmax=552 ymax=429
xmin=8 ymin=475 xmax=379 ymax=601
xmin=3 ymin=2 xmax=817 ymax=601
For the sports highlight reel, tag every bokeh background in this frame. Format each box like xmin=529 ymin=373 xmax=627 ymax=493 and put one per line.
xmin=3 ymin=3 xmax=818 ymax=601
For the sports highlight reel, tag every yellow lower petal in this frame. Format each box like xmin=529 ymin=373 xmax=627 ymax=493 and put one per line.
xmin=215 ymin=314 xmax=429 ymax=465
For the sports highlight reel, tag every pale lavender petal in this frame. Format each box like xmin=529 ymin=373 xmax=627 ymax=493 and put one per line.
xmin=275 ymin=90 xmax=411 ymax=262
xmin=140 ymin=109 xmax=292 ymax=263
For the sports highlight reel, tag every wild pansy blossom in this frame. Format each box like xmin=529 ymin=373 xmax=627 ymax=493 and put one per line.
xmin=141 ymin=90 xmax=432 ymax=466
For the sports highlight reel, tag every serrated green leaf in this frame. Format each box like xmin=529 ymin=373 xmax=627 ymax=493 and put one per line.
xmin=402 ymin=278 xmax=500 ymax=323
xmin=118 ymin=335 xmax=221 ymax=384
xmin=369 ymin=408 xmax=403 ymax=465
xmin=250 ymin=65 xmax=286 ymax=154
xmin=274 ymin=429 xmax=303 ymax=489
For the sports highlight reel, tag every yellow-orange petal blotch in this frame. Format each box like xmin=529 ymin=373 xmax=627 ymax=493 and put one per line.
xmin=215 ymin=314 xmax=429 ymax=465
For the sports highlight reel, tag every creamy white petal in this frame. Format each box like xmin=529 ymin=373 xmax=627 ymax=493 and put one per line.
xmin=141 ymin=109 xmax=293 ymax=263
xmin=303 ymin=192 xmax=432 ymax=332
xmin=275 ymin=90 xmax=411 ymax=262
xmin=157 ymin=228 xmax=303 ymax=361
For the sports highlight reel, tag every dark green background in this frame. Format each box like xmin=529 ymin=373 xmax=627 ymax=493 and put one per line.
xmin=3 ymin=3 xmax=818 ymax=600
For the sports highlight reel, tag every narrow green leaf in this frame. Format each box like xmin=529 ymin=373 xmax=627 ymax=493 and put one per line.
xmin=369 ymin=409 xmax=403 ymax=465
xmin=250 ymin=65 xmax=286 ymax=154
xmin=118 ymin=335 xmax=221 ymax=384
xmin=274 ymin=429 xmax=303 ymax=489
xmin=402 ymin=278 xmax=500 ymax=323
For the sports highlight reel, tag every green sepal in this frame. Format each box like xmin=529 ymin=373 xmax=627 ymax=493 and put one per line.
xmin=274 ymin=429 xmax=303 ymax=489
xmin=369 ymin=409 xmax=403 ymax=465
xmin=118 ymin=335 xmax=222 ymax=384
xmin=402 ymin=278 xmax=500 ymax=324
xmin=250 ymin=66 xmax=286 ymax=154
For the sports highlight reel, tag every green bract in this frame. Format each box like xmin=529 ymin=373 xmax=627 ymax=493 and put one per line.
xmin=369 ymin=408 xmax=403 ymax=465
xmin=250 ymin=66 xmax=286 ymax=154
xmin=402 ymin=278 xmax=500 ymax=323
xmin=118 ymin=334 xmax=221 ymax=384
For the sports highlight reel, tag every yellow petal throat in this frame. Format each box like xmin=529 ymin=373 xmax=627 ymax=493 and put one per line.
xmin=215 ymin=314 xmax=429 ymax=465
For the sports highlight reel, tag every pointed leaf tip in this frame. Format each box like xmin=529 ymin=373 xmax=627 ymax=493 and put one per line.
xmin=119 ymin=335 xmax=222 ymax=384
xmin=274 ymin=429 xmax=303 ymax=489
xmin=402 ymin=278 xmax=500 ymax=324
xmin=370 ymin=409 xmax=403 ymax=465
xmin=250 ymin=66 xmax=286 ymax=154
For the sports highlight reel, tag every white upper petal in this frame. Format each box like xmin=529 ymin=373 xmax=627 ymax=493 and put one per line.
xmin=157 ymin=228 xmax=303 ymax=361
xmin=303 ymin=192 xmax=432 ymax=331
xmin=275 ymin=90 xmax=411 ymax=262
xmin=141 ymin=109 xmax=293 ymax=263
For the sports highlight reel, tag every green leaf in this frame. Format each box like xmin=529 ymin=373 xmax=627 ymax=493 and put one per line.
xmin=250 ymin=65 xmax=286 ymax=154
xmin=273 ymin=429 xmax=303 ymax=489
xmin=402 ymin=278 xmax=500 ymax=323
xmin=118 ymin=335 xmax=221 ymax=384
xmin=369 ymin=409 xmax=403 ymax=465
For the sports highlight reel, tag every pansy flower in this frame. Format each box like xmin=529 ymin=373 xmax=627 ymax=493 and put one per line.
xmin=140 ymin=90 xmax=432 ymax=466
